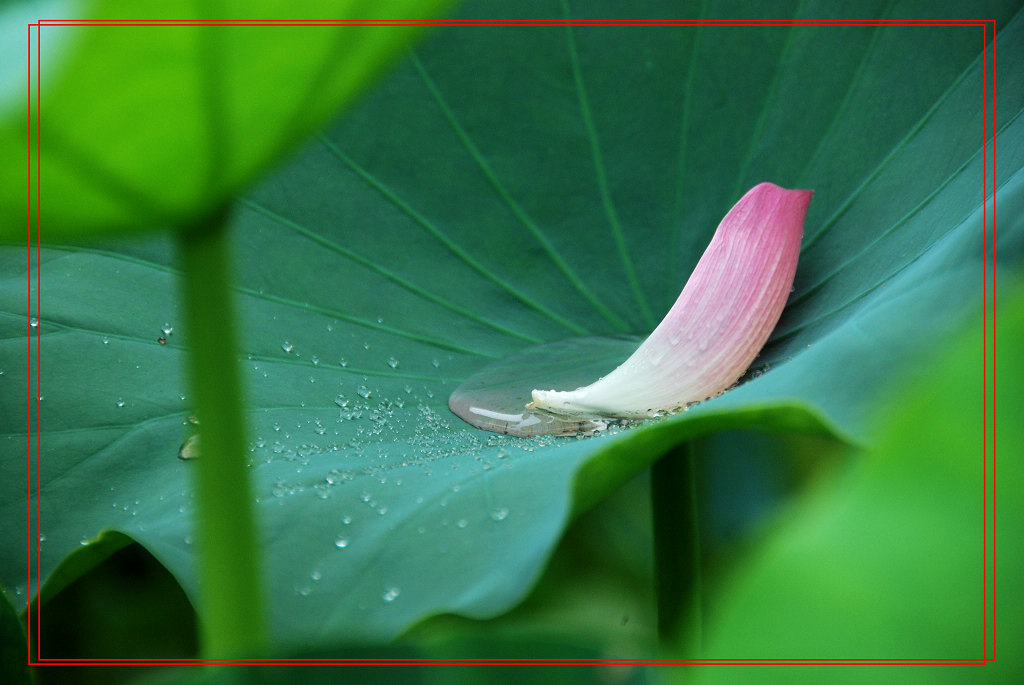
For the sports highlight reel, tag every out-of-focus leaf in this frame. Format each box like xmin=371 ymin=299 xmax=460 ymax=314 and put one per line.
xmin=0 ymin=0 xmax=455 ymax=239
xmin=690 ymin=287 xmax=1023 ymax=679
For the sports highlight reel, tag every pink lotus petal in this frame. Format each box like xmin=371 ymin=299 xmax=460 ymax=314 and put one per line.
xmin=530 ymin=182 xmax=812 ymax=419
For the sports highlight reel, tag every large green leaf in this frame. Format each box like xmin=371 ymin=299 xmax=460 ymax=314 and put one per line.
xmin=3 ymin=0 xmax=1023 ymax=653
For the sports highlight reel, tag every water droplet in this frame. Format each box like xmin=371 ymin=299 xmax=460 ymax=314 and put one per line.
xmin=386 ymin=357 xmax=399 ymax=369
xmin=377 ymin=316 xmax=384 ymax=324
xmin=431 ymin=359 xmax=441 ymax=368
xmin=115 ymin=397 xmax=125 ymax=408
xmin=334 ymin=536 xmax=349 ymax=548
xmin=102 ymin=337 xmax=110 ymax=344
xmin=456 ymin=518 xmax=468 ymax=529
xmin=311 ymin=355 xmax=320 ymax=366
xmin=178 ymin=434 xmax=201 ymax=460
xmin=79 ymin=536 xmax=90 ymax=546
xmin=281 ymin=341 xmax=294 ymax=353
xmin=363 ymin=341 xmax=371 ymax=350
xmin=490 ymin=507 xmax=509 ymax=522
xmin=162 ymin=323 xmax=174 ymax=336
xmin=382 ymin=587 xmax=400 ymax=603
xmin=29 ymin=317 xmax=38 ymax=328
xmin=342 ymin=515 xmax=352 ymax=525
xmin=311 ymin=570 xmax=322 ymax=582
xmin=296 ymin=585 xmax=312 ymax=597
xmin=357 ymin=385 xmax=372 ymax=399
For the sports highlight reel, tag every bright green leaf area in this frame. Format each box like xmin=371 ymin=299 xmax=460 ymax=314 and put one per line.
xmin=0 ymin=0 xmax=455 ymax=239
xmin=2 ymin=0 xmax=1023 ymax=654
xmin=691 ymin=284 xmax=1024 ymax=681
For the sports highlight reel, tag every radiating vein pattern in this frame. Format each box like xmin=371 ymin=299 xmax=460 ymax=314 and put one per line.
xmin=42 ymin=239 xmax=511 ymax=358
xmin=670 ymin=0 xmax=709 ymax=295
xmin=788 ymin=109 xmax=1020 ymax=310
xmin=561 ymin=2 xmax=655 ymax=330
xmin=800 ymin=51 xmax=979 ymax=254
xmin=312 ymin=136 xmax=592 ymax=337
xmin=409 ymin=53 xmax=630 ymax=333
xmin=240 ymin=198 xmax=544 ymax=345
xmin=794 ymin=6 xmax=895 ymax=187
xmin=729 ymin=6 xmax=805 ymax=202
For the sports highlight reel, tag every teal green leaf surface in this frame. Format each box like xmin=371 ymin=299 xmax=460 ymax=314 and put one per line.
xmin=0 ymin=0 xmax=454 ymax=239
xmin=2 ymin=0 xmax=1023 ymax=651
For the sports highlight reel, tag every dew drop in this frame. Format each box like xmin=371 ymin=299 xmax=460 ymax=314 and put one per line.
xmin=363 ymin=341 xmax=371 ymax=350
xmin=382 ymin=587 xmax=401 ymax=603
xmin=162 ymin=323 xmax=174 ymax=336
xmin=311 ymin=355 xmax=320 ymax=366
xmin=386 ymin=357 xmax=400 ymax=369
xmin=311 ymin=570 xmax=322 ymax=582
xmin=334 ymin=536 xmax=349 ymax=549
xmin=431 ymin=359 xmax=440 ymax=368
xmin=178 ymin=434 xmax=200 ymax=460
xmin=157 ymin=336 xmax=167 ymax=345
xmin=490 ymin=507 xmax=509 ymax=522
xmin=456 ymin=518 xmax=468 ymax=529
xmin=115 ymin=397 xmax=125 ymax=408
xmin=102 ymin=337 xmax=110 ymax=344
xmin=281 ymin=341 xmax=294 ymax=353
xmin=339 ymin=358 xmax=349 ymax=368
xmin=30 ymin=317 xmax=39 ymax=328
xmin=357 ymin=385 xmax=372 ymax=399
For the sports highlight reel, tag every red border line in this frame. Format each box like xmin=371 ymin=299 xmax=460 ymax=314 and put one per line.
xmin=37 ymin=19 xmax=991 ymax=26
xmin=34 ymin=19 xmax=44 ymax=665
xmin=24 ymin=17 xmax=998 ymax=667
xmin=987 ymin=13 xmax=995 ymax=663
xmin=981 ymin=21 xmax=988 ymax=663
xmin=24 ymin=21 xmax=34 ymax=668
xmin=22 ymin=658 xmax=995 ymax=666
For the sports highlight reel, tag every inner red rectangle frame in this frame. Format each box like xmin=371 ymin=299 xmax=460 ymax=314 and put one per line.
xmin=23 ymin=16 xmax=998 ymax=668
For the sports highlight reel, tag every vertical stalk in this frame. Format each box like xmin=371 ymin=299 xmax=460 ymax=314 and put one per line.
xmin=651 ymin=442 xmax=702 ymax=656
xmin=179 ymin=206 xmax=266 ymax=657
